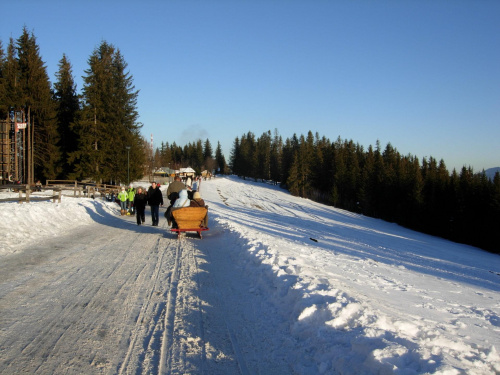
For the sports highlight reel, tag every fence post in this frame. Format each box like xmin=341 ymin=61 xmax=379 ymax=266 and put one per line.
xmin=26 ymin=184 xmax=30 ymax=203
xmin=54 ymin=189 xmax=62 ymax=203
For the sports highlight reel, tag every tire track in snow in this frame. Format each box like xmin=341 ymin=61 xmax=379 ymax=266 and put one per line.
xmin=159 ymin=239 xmax=182 ymax=373
xmin=117 ymin=236 xmax=168 ymax=374
xmin=16 ymin=231 xmax=140 ymax=373
xmin=0 ymin=221 xmax=171 ymax=374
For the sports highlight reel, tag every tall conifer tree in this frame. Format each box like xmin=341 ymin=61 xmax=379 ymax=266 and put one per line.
xmin=73 ymin=41 xmax=143 ymax=183
xmin=269 ymin=129 xmax=282 ymax=184
xmin=0 ymin=41 xmax=6 ymax=119
xmin=53 ymin=54 xmax=79 ymax=179
xmin=17 ymin=27 xmax=59 ymax=181
xmin=215 ymin=141 xmax=227 ymax=174
xmin=203 ymin=138 xmax=213 ymax=160
xmin=3 ymin=39 xmax=21 ymax=116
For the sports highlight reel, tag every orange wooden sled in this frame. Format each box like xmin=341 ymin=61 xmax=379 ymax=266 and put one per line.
xmin=171 ymin=206 xmax=209 ymax=239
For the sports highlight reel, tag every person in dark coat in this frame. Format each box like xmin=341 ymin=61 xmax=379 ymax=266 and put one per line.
xmin=147 ymin=181 xmax=163 ymax=226
xmin=133 ymin=187 xmax=147 ymax=225
xmin=166 ymin=176 xmax=185 ymax=205
xmin=165 ymin=176 xmax=186 ymax=226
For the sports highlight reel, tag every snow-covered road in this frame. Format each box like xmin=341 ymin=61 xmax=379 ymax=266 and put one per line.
xmin=1 ymin=176 xmax=499 ymax=374
xmin=0 ymin=199 xmax=293 ymax=374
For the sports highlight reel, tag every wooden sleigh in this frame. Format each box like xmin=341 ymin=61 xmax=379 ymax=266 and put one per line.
xmin=171 ymin=206 xmax=209 ymax=239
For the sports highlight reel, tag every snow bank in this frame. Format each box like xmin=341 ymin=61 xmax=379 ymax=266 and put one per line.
xmin=0 ymin=194 xmax=117 ymax=256
xmin=202 ymin=176 xmax=500 ymax=374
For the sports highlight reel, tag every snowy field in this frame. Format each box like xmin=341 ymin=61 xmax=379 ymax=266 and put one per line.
xmin=0 ymin=176 xmax=499 ymax=374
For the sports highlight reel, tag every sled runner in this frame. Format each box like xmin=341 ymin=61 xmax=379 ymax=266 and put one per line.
xmin=170 ymin=206 xmax=209 ymax=239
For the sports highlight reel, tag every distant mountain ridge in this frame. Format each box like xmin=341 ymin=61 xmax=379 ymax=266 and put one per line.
xmin=484 ymin=167 xmax=500 ymax=180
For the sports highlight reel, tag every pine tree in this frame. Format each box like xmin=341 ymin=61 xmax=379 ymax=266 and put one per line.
xmin=287 ymin=151 xmax=300 ymax=196
xmin=72 ymin=41 xmax=143 ymax=183
xmin=230 ymin=136 xmax=241 ymax=175
xmin=17 ymin=27 xmax=59 ymax=181
xmin=359 ymin=144 xmax=375 ymax=215
xmin=215 ymin=141 xmax=227 ymax=174
xmin=269 ymin=129 xmax=282 ymax=184
xmin=371 ymin=140 xmax=385 ymax=218
xmin=195 ymin=139 xmax=204 ymax=171
xmin=236 ymin=132 xmax=257 ymax=179
xmin=203 ymin=138 xmax=213 ymax=160
xmin=53 ymin=54 xmax=79 ymax=179
xmin=256 ymin=130 xmax=271 ymax=181
xmin=3 ymin=39 xmax=21 ymax=116
xmin=332 ymin=137 xmax=346 ymax=206
xmin=281 ymin=134 xmax=299 ymax=188
xmin=0 ymin=41 xmax=6 ymax=119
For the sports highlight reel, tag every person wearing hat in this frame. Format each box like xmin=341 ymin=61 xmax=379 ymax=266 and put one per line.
xmin=190 ymin=191 xmax=205 ymax=207
xmin=165 ymin=176 xmax=186 ymax=226
xmin=167 ymin=176 xmax=185 ymax=205
xmin=117 ymin=187 xmax=128 ymax=215
xmin=190 ymin=191 xmax=208 ymax=227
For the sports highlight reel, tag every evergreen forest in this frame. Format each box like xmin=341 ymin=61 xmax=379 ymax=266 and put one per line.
xmin=0 ymin=28 xmax=224 ymax=185
xmin=0 ymin=28 xmax=148 ymax=185
xmin=1 ymin=27 xmax=498 ymax=253
xmin=229 ymin=130 xmax=500 ymax=254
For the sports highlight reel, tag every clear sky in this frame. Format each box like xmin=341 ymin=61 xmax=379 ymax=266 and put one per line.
xmin=3 ymin=0 xmax=499 ymax=172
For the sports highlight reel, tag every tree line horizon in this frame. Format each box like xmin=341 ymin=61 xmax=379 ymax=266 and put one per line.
xmin=1 ymin=27 xmax=498 ymax=253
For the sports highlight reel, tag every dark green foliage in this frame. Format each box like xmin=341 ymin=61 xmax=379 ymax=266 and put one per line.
xmin=0 ymin=41 xmax=6 ymax=118
xmin=203 ymin=138 xmax=213 ymax=160
xmin=53 ymin=54 xmax=79 ymax=179
xmin=215 ymin=141 xmax=228 ymax=174
xmin=229 ymin=128 xmax=500 ymax=254
xmin=70 ymin=41 xmax=144 ymax=183
xmin=154 ymin=138 xmax=221 ymax=175
xmin=2 ymin=29 xmax=147 ymax=185
xmin=2 ymin=39 xmax=21 ymax=115
xmin=16 ymin=28 xmax=59 ymax=180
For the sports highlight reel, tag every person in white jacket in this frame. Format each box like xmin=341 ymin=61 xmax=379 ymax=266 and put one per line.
xmin=173 ymin=189 xmax=190 ymax=208
xmin=168 ymin=189 xmax=191 ymax=228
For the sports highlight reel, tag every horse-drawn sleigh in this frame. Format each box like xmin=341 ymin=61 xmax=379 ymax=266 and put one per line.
xmin=170 ymin=206 xmax=209 ymax=239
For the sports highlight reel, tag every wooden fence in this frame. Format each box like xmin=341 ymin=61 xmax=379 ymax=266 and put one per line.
xmin=0 ymin=181 xmax=122 ymax=204
xmin=0 ymin=184 xmax=61 ymax=204
xmin=45 ymin=180 xmax=121 ymax=199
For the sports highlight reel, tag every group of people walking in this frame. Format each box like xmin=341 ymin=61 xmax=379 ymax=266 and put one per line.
xmin=117 ymin=182 xmax=163 ymax=226
xmin=120 ymin=177 xmax=206 ymax=228
xmin=117 ymin=185 xmax=137 ymax=216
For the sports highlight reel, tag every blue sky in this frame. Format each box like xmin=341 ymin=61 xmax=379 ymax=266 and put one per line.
xmin=3 ymin=0 xmax=499 ymax=172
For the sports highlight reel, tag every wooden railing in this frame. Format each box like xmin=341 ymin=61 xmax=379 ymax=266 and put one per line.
xmin=45 ymin=180 xmax=121 ymax=199
xmin=0 ymin=184 xmax=61 ymax=203
xmin=0 ymin=180 xmax=122 ymax=203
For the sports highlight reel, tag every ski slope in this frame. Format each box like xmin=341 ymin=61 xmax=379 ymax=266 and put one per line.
xmin=0 ymin=176 xmax=499 ymax=374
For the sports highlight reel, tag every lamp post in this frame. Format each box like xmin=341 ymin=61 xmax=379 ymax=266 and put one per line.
xmin=126 ymin=146 xmax=131 ymax=185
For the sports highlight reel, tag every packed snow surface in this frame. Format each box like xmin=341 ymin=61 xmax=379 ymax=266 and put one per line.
xmin=1 ymin=176 xmax=499 ymax=374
